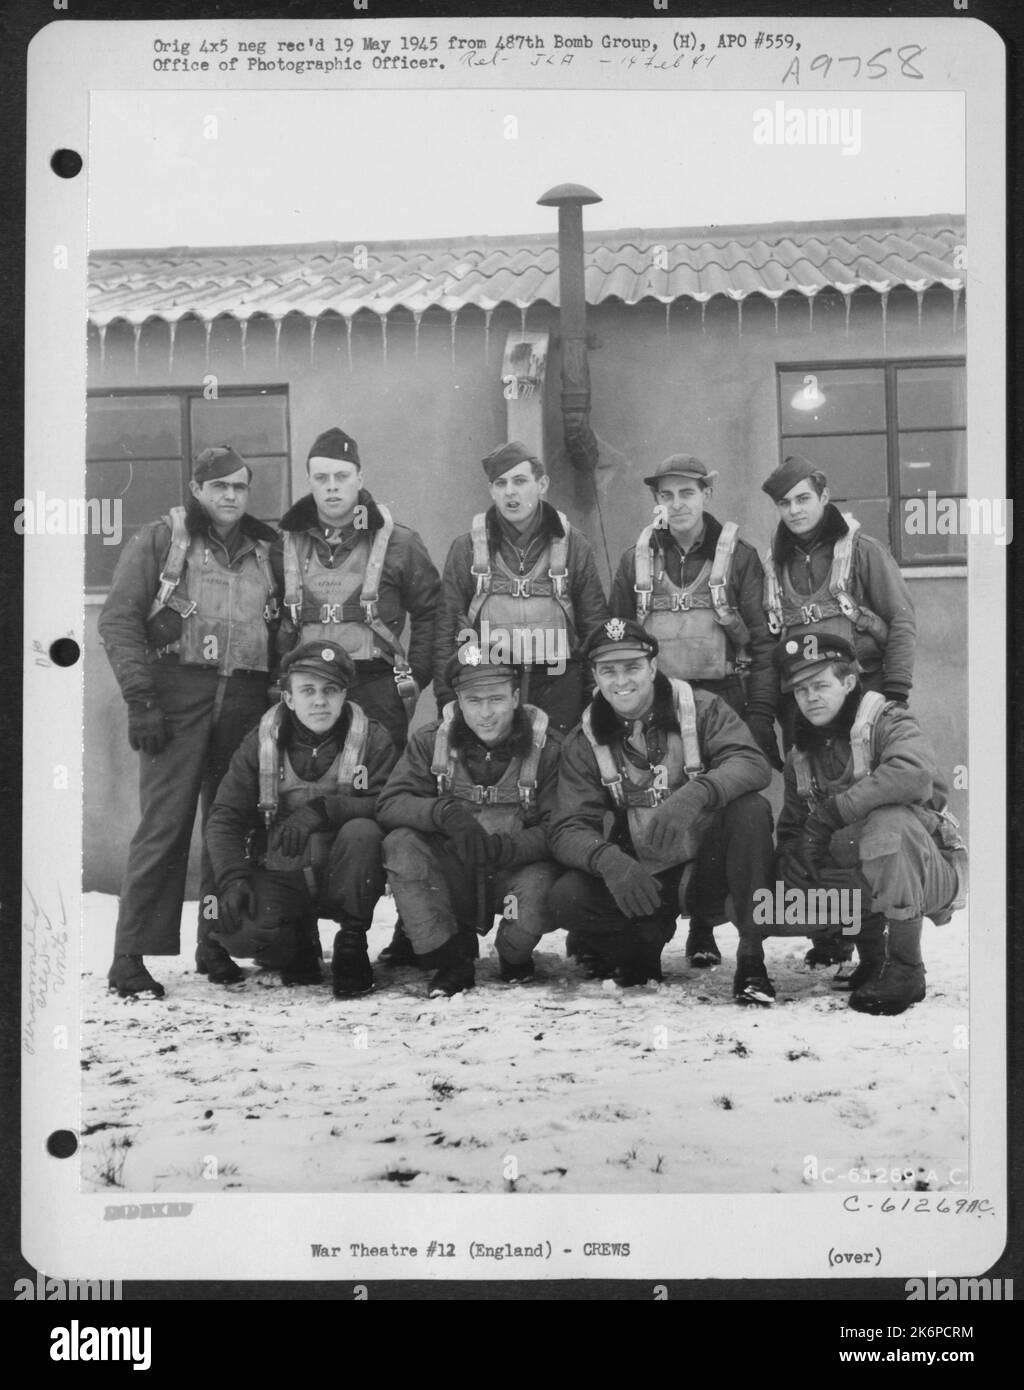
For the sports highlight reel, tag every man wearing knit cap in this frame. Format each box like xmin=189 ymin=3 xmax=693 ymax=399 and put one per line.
xmin=432 ymin=440 xmax=608 ymax=735
xmin=100 ymin=445 xmax=282 ymax=998
xmin=761 ymin=453 xmax=917 ymax=968
xmin=377 ymin=641 xmax=563 ymax=997
xmin=609 ymin=453 xmax=781 ymax=968
xmin=272 ymin=427 xmax=440 ymax=968
xmin=548 ymin=618 xmax=777 ymax=1002
xmin=773 ymin=632 xmax=966 ymax=1014
xmin=205 ymin=640 xmax=398 ymax=997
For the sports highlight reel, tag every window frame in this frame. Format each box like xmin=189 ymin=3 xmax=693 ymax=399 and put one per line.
xmin=775 ymin=356 xmax=967 ymax=568
xmin=85 ymin=382 xmax=292 ymax=592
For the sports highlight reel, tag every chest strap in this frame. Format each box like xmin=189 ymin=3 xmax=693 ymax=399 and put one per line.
xmin=148 ymin=511 xmax=278 ymax=627
xmin=257 ymin=700 xmax=369 ymax=827
xmin=467 ymin=511 xmax=571 ymax=625
xmin=635 ymin=522 xmax=740 ymax=623
xmin=431 ymin=702 xmax=549 ymax=811
xmin=581 ymin=678 xmax=704 ymax=807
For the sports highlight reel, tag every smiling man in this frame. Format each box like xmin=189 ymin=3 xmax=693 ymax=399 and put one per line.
xmin=774 ymin=633 xmax=966 ymax=1015
xmin=204 ymin=641 xmax=398 ymax=997
xmin=377 ymin=644 xmax=563 ymax=997
xmin=548 ymin=618 xmax=776 ymax=1002
xmin=432 ymin=441 xmax=608 ymax=736
xmin=99 ymin=445 xmax=281 ymax=998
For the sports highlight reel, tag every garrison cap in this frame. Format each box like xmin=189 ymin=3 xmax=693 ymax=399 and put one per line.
xmin=280 ymin=640 xmax=356 ymax=688
xmin=774 ymin=631 xmax=860 ymax=692
xmin=583 ymin=616 xmax=659 ymax=664
xmin=643 ymin=454 xmax=718 ymax=488
xmin=308 ymin=427 xmax=360 ymax=467
xmin=192 ymin=445 xmax=251 ymax=484
xmin=761 ymin=454 xmax=824 ymax=503
xmin=481 ymin=441 xmax=542 ymax=483
xmin=444 ymin=641 xmax=519 ymax=693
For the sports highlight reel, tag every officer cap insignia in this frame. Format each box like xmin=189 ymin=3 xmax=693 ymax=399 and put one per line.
xmin=605 ymin=618 xmax=626 ymax=641
xmin=460 ymin=643 xmax=483 ymax=666
xmin=321 ymin=648 xmax=335 ymax=662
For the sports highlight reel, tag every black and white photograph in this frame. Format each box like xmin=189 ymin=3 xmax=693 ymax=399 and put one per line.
xmin=17 ymin=7 xmax=1009 ymax=1294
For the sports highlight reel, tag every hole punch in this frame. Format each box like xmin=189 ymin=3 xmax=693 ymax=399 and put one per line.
xmin=50 ymin=149 xmax=82 ymax=179
xmin=46 ymin=1129 xmax=78 ymax=1159
xmin=48 ymin=638 xmax=80 ymax=667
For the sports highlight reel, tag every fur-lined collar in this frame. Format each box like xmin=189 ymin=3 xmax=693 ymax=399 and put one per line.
xmin=651 ymin=510 xmax=723 ymax=559
xmin=792 ymin=684 xmax=863 ymax=751
xmin=183 ymin=496 xmax=278 ymax=544
xmin=281 ymin=700 xmax=352 ymax=750
xmin=448 ymin=703 xmax=534 ymax=760
xmin=279 ymin=488 xmax=385 ymax=535
xmin=588 ymin=671 xmax=679 ymax=746
xmin=772 ymin=502 xmax=848 ymax=565
xmin=484 ymin=500 xmax=567 ymax=552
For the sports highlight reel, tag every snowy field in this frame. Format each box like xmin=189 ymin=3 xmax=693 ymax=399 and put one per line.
xmin=79 ymin=892 xmax=969 ymax=1195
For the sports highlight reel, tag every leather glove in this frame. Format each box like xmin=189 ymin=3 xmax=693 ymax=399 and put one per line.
xmin=215 ymin=879 xmax=256 ymax=935
xmin=745 ymin=713 xmax=784 ymax=771
xmin=270 ymin=802 xmax=327 ymax=858
xmin=599 ymin=849 xmax=663 ymax=919
xmin=644 ymin=781 xmax=712 ymax=861
xmin=431 ymin=798 xmax=497 ymax=869
xmin=776 ymin=847 xmax=816 ymax=891
xmin=798 ymin=800 xmax=843 ymax=879
xmin=127 ymin=702 xmax=169 ymax=756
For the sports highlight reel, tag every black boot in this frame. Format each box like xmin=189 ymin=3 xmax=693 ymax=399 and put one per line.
xmin=832 ymin=924 xmax=885 ymax=993
xmin=499 ymin=957 xmax=535 ymax=983
xmin=377 ymin=917 xmax=419 ymax=967
xmin=849 ymin=918 xmax=926 ymax=1015
xmin=280 ymin=921 xmax=323 ymax=986
xmin=804 ymin=932 xmax=855 ymax=967
xmin=332 ymin=927 xmax=374 ymax=998
xmin=107 ymin=955 xmax=165 ymax=999
xmin=614 ymin=938 xmax=664 ymax=988
xmin=428 ymin=931 xmax=476 ymax=998
xmin=685 ymin=917 xmax=721 ymax=968
xmin=201 ymin=941 xmax=245 ymax=986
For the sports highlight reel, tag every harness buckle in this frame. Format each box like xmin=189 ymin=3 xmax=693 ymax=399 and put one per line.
xmin=799 ymin=602 xmax=823 ymax=624
xmin=319 ymin=603 xmax=343 ymax=624
xmin=673 ymin=593 xmax=694 ymax=612
xmin=510 ymin=576 xmax=532 ymax=598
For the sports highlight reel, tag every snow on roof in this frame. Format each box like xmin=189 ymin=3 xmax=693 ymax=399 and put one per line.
xmin=87 ymin=214 xmax=966 ymax=328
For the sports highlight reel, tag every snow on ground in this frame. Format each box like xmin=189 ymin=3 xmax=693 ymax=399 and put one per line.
xmin=79 ymin=892 xmax=968 ymax=1195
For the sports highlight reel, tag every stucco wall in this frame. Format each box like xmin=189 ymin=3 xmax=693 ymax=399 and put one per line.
xmin=84 ymin=283 xmax=967 ymax=894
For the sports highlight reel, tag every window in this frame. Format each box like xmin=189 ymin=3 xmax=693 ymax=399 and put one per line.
xmin=777 ymin=360 xmax=966 ymax=566
xmin=85 ymin=387 xmax=291 ymax=590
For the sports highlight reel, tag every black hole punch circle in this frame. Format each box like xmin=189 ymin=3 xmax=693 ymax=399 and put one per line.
xmin=49 ymin=638 xmax=80 ymax=667
xmin=50 ymin=149 xmax=83 ymax=179
xmin=47 ymin=1130 xmax=78 ymax=1159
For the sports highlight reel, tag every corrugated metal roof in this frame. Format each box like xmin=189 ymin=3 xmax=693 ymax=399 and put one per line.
xmin=87 ymin=214 xmax=965 ymax=328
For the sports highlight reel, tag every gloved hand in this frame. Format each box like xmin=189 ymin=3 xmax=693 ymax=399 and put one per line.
xmin=777 ymin=847 xmax=816 ymax=891
xmin=487 ymin=832 xmax=517 ymax=869
xmin=599 ymin=849 xmax=663 ymax=919
xmin=798 ymin=799 xmax=843 ymax=879
xmin=127 ymin=702 xmax=169 ymax=756
xmin=431 ymin=798 xmax=497 ymax=869
xmin=270 ymin=802 xmax=327 ymax=858
xmin=644 ymin=781 xmax=712 ymax=861
xmin=745 ymin=713 xmax=784 ymax=770
xmin=215 ymin=879 xmax=256 ymax=934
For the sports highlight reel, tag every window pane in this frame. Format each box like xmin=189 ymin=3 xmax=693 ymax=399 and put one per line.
xmin=900 ymin=508 xmax=968 ymax=564
xmin=897 ymin=365 xmax=966 ymax=430
xmin=826 ymin=495 xmax=890 ymax=550
xmin=781 ymin=433 xmax=887 ymax=499
xmin=190 ymin=394 xmax=288 ymax=456
xmin=247 ymin=456 xmax=289 ymax=521
xmin=779 ymin=367 xmax=885 ymax=435
xmin=87 ymin=395 xmax=181 ymax=460
xmin=86 ymin=458 xmax=185 ymax=527
xmin=898 ymin=430 xmax=967 ymax=497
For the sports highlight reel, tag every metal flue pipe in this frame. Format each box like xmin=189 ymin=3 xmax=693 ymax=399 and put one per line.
xmin=537 ymin=183 xmax=602 ymax=472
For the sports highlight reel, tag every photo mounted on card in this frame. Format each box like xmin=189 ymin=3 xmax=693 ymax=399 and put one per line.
xmin=22 ymin=11 xmax=1006 ymax=1289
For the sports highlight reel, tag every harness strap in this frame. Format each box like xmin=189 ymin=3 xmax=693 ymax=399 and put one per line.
xmin=257 ymin=700 xmax=370 ymax=826
xmin=762 ymin=544 xmax=784 ymax=636
xmin=147 ymin=507 xmax=192 ymax=620
xmin=633 ymin=524 xmax=656 ymax=619
xmin=581 ymin=679 xmax=703 ymax=802
xmin=708 ymin=522 xmax=738 ymax=622
xmin=468 ymin=510 xmax=572 ymax=626
xmin=793 ymin=689 xmax=888 ymax=807
xmin=432 ymin=703 xmax=548 ymax=810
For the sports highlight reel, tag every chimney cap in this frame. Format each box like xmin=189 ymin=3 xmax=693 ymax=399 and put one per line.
xmin=537 ymin=183 xmax=603 ymax=208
